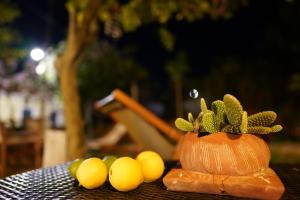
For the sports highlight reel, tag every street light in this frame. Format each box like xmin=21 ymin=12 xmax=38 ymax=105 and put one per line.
xmin=30 ymin=48 xmax=45 ymax=61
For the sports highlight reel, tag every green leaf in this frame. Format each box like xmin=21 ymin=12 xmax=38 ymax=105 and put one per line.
xmin=159 ymin=28 xmax=175 ymax=52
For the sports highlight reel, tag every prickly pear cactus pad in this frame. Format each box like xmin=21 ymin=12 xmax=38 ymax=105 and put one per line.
xmin=174 ymin=94 xmax=283 ymax=135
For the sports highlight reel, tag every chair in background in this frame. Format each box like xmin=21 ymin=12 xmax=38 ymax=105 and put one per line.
xmin=0 ymin=119 xmax=43 ymax=177
xmin=94 ymin=89 xmax=183 ymax=160
xmin=23 ymin=118 xmax=43 ymax=168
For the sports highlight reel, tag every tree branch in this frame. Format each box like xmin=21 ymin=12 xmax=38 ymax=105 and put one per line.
xmin=60 ymin=0 xmax=101 ymax=70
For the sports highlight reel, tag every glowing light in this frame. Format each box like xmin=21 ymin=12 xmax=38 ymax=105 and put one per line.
xmin=35 ymin=63 xmax=47 ymax=75
xmin=30 ymin=48 xmax=45 ymax=61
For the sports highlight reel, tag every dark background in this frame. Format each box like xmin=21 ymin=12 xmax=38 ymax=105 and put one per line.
xmin=12 ymin=0 xmax=300 ymax=139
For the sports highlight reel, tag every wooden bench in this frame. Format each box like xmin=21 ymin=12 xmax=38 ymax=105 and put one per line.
xmin=94 ymin=89 xmax=183 ymax=160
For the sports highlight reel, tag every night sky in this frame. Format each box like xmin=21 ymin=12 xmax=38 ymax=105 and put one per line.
xmin=13 ymin=0 xmax=300 ymax=78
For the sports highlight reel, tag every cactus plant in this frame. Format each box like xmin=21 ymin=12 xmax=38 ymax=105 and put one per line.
xmin=223 ymin=94 xmax=243 ymax=126
xmin=240 ymin=111 xmax=248 ymax=133
xmin=175 ymin=118 xmax=194 ymax=132
xmin=222 ymin=124 xmax=235 ymax=133
xmin=200 ymin=98 xmax=209 ymax=113
xmin=247 ymin=126 xmax=273 ymax=134
xmin=201 ymin=112 xmax=218 ymax=133
xmin=248 ymin=111 xmax=277 ymax=127
xmin=271 ymin=125 xmax=283 ymax=133
xmin=211 ymin=100 xmax=226 ymax=129
xmin=188 ymin=112 xmax=194 ymax=123
xmin=174 ymin=94 xmax=283 ymax=136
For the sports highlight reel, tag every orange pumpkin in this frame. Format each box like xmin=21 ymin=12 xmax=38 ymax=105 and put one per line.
xmin=179 ymin=132 xmax=271 ymax=176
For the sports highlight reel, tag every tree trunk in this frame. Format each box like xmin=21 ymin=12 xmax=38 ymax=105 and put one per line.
xmin=54 ymin=0 xmax=101 ymax=160
xmin=59 ymin=59 xmax=85 ymax=160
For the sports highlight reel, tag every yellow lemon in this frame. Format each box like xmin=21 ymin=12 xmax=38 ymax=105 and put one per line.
xmin=76 ymin=157 xmax=107 ymax=189
xmin=136 ymin=151 xmax=165 ymax=183
xmin=109 ymin=157 xmax=144 ymax=192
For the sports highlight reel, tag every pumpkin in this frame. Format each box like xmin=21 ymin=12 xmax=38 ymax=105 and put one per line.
xmin=179 ymin=132 xmax=271 ymax=176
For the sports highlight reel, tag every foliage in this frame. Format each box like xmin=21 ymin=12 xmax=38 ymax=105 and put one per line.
xmin=158 ymin=28 xmax=175 ymax=52
xmin=175 ymin=94 xmax=283 ymax=135
xmin=165 ymin=52 xmax=189 ymax=81
xmin=66 ymin=0 xmax=245 ymax=43
xmin=0 ymin=0 xmax=23 ymax=59
xmin=78 ymin=41 xmax=147 ymax=102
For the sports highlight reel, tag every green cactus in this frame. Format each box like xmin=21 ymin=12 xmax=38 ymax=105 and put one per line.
xmin=211 ymin=100 xmax=226 ymax=129
xmin=188 ymin=112 xmax=194 ymax=123
xmin=201 ymin=112 xmax=218 ymax=133
xmin=248 ymin=111 xmax=277 ymax=127
xmin=194 ymin=119 xmax=201 ymax=132
xmin=174 ymin=94 xmax=283 ymax=135
xmin=175 ymin=118 xmax=194 ymax=132
xmin=240 ymin=111 xmax=248 ymax=133
xmin=221 ymin=125 xmax=239 ymax=133
xmin=223 ymin=94 xmax=243 ymax=126
xmin=222 ymin=125 xmax=234 ymax=133
xmin=247 ymin=126 xmax=272 ymax=134
xmin=200 ymin=98 xmax=209 ymax=113
xmin=271 ymin=125 xmax=283 ymax=133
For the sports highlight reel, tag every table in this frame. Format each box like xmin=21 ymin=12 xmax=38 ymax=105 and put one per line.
xmin=0 ymin=162 xmax=299 ymax=199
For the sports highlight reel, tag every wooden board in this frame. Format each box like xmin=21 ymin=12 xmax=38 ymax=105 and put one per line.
xmin=95 ymin=89 xmax=183 ymax=159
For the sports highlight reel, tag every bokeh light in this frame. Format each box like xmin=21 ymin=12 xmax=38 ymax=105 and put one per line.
xmin=30 ymin=48 xmax=45 ymax=61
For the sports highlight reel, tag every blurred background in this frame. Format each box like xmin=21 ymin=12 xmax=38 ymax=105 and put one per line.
xmin=0 ymin=0 xmax=300 ymax=177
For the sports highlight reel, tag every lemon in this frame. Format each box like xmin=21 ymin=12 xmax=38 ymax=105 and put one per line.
xmin=136 ymin=151 xmax=165 ymax=183
xmin=102 ymin=155 xmax=118 ymax=170
xmin=109 ymin=157 xmax=144 ymax=192
xmin=68 ymin=158 xmax=83 ymax=179
xmin=76 ymin=157 xmax=107 ymax=189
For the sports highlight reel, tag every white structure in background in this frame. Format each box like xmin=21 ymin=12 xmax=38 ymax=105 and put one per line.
xmin=0 ymin=90 xmax=64 ymax=128
xmin=9 ymin=91 xmax=25 ymax=127
xmin=35 ymin=53 xmax=57 ymax=83
xmin=0 ymin=49 xmax=62 ymax=128
xmin=0 ymin=90 xmax=10 ymax=126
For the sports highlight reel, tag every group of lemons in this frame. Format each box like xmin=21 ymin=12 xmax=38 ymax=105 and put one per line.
xmin=68 ymin=151 xmax=165 ymax=192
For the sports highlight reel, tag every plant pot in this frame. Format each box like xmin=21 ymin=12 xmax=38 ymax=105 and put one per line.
xmin=179 ymin=132 xmax=270 ymax=176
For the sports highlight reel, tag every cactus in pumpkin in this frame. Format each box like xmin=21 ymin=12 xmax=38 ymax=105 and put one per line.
xmin=223 ymin=94 xmax=243 ymax=127
xmin=174 ymin=94 xmax=283 ymax=135
xmin=175 ymin=118 xmax=194 ymax=132
xmin=240 ymin=111 xmax=248 ymax=133
xmin=211 ymin=100 xmax=226 ymax=130
xmin=248 ymin=111 xmax=277 ymax=127
xmin=200 ymin=98 xmax=209 ymax=113
xmin=201 ymin=112 xmax=218 ymax=133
